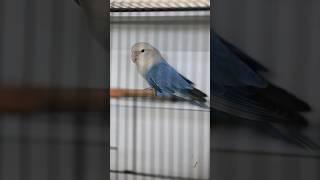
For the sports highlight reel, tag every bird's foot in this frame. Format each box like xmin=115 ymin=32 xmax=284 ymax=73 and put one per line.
xmin=144 ymin=87 xmax=156 ymax=96
xmin=144 ymin=87 xmax=154 ymax=91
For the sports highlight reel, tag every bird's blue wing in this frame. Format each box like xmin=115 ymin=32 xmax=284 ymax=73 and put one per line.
xmin=146 ymin=62 xmax=193 ymax=96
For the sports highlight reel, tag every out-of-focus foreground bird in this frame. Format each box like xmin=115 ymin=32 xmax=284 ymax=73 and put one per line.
xmin=74 ymin=0 xmax=107 ymax=49
xmin=73 ymin=0 xmax=318 ymax=149
xmin=131 ymin=42 xmax=208 ymax=108
xmin=213 ymin=32 xmax=318 ymax=149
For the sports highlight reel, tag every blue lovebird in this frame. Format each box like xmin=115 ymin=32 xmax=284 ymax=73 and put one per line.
xmin=213 ymin=32 xmax=319 ymax=149
xmin=131 ymin=42 xmax=208 ymax=108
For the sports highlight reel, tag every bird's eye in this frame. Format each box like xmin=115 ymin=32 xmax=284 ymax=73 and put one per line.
xmin=141 ymin=49 xmax=145 ymax=52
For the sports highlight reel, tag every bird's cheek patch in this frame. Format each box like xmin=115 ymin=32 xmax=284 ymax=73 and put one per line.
xmin=131 ymin=53 xmax=138 ymax=62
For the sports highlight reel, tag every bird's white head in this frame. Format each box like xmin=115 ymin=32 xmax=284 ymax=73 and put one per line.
xmin=131 ymin=42 xmax=162 ymax=63
xmin=131 ymin=42 xmax=163 ymax=75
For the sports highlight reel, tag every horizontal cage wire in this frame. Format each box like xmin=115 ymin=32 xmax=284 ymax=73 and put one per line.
xmin=110 ymin=0 xmax=210 ymax=12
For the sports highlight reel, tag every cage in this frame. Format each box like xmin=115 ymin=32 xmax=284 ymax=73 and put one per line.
xmin=1 ymin=0 xmax=320 ymax=180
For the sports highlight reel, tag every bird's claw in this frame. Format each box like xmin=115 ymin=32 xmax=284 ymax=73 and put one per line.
xmin=144 ymin=87 xmax=156 ymax=96
xmin=144 ymin=87 xmax=154 ymax=90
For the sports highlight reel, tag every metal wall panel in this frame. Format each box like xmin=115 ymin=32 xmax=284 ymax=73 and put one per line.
xmin=110 ymin=11 xmax=210 ymax=179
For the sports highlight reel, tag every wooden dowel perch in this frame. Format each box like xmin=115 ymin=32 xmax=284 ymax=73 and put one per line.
xmin=110 ymin=88 xmax=156 ymax=98
xmin=0 ymin=86 xmax=158 ymax=113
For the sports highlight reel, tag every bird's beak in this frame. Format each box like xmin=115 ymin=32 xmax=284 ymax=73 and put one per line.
xmin=131 ymin=52 xmax=138 ymax=63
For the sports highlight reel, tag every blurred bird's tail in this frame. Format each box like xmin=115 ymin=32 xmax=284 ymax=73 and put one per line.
xmin=247 ymin=121 xmax=320 ymax=150
xmin=213 ymin=110 xmax=319 ymax=150
xmin=266 ymin=124 xmax=320 ymax=150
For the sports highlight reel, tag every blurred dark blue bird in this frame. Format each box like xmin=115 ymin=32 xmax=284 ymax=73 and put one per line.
xmin=212 ymin=32 xmax=318 ymax=149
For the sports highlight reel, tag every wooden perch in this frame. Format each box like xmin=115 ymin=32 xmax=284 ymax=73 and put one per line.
xmin=110 ymin=88 xmax=156 ymax=98
xmin=0 ymin=86 xmax=158 ymax=113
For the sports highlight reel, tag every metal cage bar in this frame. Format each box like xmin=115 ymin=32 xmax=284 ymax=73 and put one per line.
xmin=110 ymin=0 xmax=210 ymax=12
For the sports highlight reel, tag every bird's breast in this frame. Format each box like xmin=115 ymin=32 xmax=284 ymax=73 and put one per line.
xmin=136 ymin=60 xmax=156 ymax=76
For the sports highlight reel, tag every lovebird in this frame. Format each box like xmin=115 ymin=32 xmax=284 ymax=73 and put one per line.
xmin=131 ymin=42 xmax=209 ymax=107
xmin=213 ymin=32 xmax=318 ymax=149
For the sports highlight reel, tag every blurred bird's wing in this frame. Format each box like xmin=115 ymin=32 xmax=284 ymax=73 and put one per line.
xmin=212 ymin=33 xmax=310 ymax=126
xmin=212 ymin=33 xmax=319 ymax=149
xmin=213 ymin=34 xmax=268 ymax=89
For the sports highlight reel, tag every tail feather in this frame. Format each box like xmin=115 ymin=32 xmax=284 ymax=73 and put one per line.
xmin=188 ymin=88 xmax=207 ymax=102
xmin=177 ymin=88 xmax=208 ymax=108
xmin=212 ymin=109 xmax=319 ymax=150
xmin=258 ymin=84 xmax=311 ymax=112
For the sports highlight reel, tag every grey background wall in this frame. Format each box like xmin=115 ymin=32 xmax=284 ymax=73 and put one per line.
xmin=0 ymin=0 xmax=107 ymax=180
xmin=213 ymin=0 xmax=320 ymax=180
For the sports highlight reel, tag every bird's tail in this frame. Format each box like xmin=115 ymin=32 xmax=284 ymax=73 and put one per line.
xmin=190 ymin=100 xmax=210 ymax=109
xmin=182 ymin=88 xmax=209 ymax=109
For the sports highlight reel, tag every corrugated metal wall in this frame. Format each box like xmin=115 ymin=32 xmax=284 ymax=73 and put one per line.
xmin=110 ymin=11 xmax=210 ymax=179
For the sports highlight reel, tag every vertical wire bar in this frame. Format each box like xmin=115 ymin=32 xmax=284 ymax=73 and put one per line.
xmin=157 ymin=16 xmax=165 ymax=177
xmin=173 ymin=17 xmax=183 ymax=177
xmin=136 ymin=14 xmax=146 ymax=179
xmin=0 ymin=0 xmax=5 ymax=177
xmin=150 ymin=13 xmax=158 ymax=179
xmin=189 ymin=16 xmax=197 ymax=178
xmin=73 ymin=9 xmax=94 ymax=180
xmin=166 ymin=14 xmax=176 ymax=178
xmin=113 ymin=13 xmax=121 ymax=180
xmin=196 ymin=15 xmax=210 ymax=178
xmin=19 ymin=0 xmax=36 ymax=178
xmin=131 ymin=11 xmax=139 ymax=179
xmin=47 ymin=0 xmax=64 ymax=179
xmin=210 ymin=3 xmax=214 ymax=178
xmin=73 ymin=114 xmax=86 ymax=180
xmin=106 ymin=2 xmax=111 ymax=180
xmin=123 ymin=13 xmax=130 ymax=180
xmin=149 ymin=13 xmax=156 ymax=178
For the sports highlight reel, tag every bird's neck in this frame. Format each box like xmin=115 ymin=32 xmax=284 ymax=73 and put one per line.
xmin=136 ymin=54 xmax=163 ymax=77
